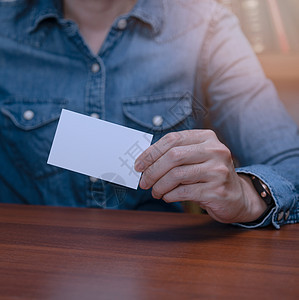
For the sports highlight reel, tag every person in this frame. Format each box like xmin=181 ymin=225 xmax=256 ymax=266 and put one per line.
xmin=0 ymin=0 xmax=298 ymax=229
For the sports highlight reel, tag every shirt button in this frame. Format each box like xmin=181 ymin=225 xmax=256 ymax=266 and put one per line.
xmin=277 ymin=211 xmax=284 ymax=222
xmin=90 ymin=113 xmax=100 ymax=119
xmin=117 ymin=19 xmax=127 ymax=30
xmin=91 ymin=63 xmax=100 ymax=73
xmin=90 ymin=176 xmax=98 ymax=183
xmin=152 ymin=115 xmax=163 ymax=127
xmin=284 ymin=210 xmax=290 ymax=221
xmin=23 ymin=110 xmax=34 ymax=121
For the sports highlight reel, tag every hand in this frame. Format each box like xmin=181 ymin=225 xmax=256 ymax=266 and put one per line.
xmin=135 ymin=130 xmax=267 ymax=224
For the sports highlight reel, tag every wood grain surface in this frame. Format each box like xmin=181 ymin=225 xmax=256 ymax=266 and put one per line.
xmin=0 ymin=204 xmax=298 ymax=299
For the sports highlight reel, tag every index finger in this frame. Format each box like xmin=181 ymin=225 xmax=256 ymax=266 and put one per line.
xmin=134 ymin=130 xmax=211 ymax=172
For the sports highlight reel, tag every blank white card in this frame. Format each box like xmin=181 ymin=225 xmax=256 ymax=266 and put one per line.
xmin=47 ymin=109 xmax=153 ymax=189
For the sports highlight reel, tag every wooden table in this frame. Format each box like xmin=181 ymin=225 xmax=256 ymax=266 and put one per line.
xmin=0 ymin=204 xmax=298 ymax=299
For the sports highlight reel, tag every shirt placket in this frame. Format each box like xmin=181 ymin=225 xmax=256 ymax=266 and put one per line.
xmin=61 ymin=18 xmax=129 ymax=207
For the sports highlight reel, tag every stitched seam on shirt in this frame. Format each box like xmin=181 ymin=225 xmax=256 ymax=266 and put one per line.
xmin=123 ymin=93 xmax=188 ymax=104
xmin=98 ymin=13 xmax=131 ymax=59
xmin=99 ymin=59 xmax=106 ymax=121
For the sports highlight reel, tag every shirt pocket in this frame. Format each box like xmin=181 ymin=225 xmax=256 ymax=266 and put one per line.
xmin=0 ymin=97 xmax=68 ymax=179
xmin=122 ymin=93 xmax=195 ymax=143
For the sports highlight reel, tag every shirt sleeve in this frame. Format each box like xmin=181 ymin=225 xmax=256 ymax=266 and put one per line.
xmin=235 ymin=165 xmax=298 ymax=229
xmin=198 ymin=3 xmax=299 ymax=228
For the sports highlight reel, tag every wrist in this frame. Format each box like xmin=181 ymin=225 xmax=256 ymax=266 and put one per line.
xmin=238 ymin=174 xmax=268 ymax=222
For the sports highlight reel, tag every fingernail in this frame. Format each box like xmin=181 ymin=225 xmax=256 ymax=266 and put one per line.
xmin=135 ymin=160 xmax=145 ymax=172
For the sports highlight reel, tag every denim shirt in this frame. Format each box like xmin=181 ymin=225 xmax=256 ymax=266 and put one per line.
xmin=0 ymin=0 xmax=298 ymax=228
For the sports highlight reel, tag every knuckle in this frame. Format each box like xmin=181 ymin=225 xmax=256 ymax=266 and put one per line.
xmin=143 ymin=167 xmax=151 ymax=178
xmin=215 ymin=165 xmax=230 ymax=178
xmin=143 ymin=151 xmax=154 ymax=164
xmin=205 ymin=129 xmax=216 ymax=139
xmin=177 ymin=185 xmax=192 ymax=201
xmin=169 ymin=168 xmax=184 ymax=181
xmin=143 ymin=168 xmax=154 ymax=183
xmin=214 ymin=185 xmax=228 ymax=199
xmin=164 ymin=132 xmax=183 ymax=146
xmin=167 ymin=148 xmax=183 ymax=163
xmin=141 ymin=175 xmax=149 ymax=187
xmin=208 ymin=143 xmax=232 ymax=162
xmin=152 ymin=143 xmax=164 ymax=157
xmin=152 ymin=186 xmax=161 ymax=199
xmin=219 ymin=145 xmax=232 ymax=160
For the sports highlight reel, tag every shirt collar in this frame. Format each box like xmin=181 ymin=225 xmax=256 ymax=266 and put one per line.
xmin=129 ymin=0 xmax=164 ymax=35
xmin=28 ymin=0 xmax=62 ymax=33
xmin=28 ymin=0 xmax=164 ymax=35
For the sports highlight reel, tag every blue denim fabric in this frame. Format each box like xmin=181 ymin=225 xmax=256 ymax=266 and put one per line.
xmin=0 ymin=0 xmax=298 ymax=226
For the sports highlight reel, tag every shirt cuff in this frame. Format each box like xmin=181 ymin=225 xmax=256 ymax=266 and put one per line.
xmin=234 ymin=164 xmax=297 ymax=229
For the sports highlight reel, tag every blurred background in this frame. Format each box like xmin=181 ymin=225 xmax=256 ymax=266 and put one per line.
xmin=218 ymin=0 xmax=299 ymax=125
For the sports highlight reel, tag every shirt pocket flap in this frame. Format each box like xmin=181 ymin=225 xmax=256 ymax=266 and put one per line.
xmin=1 ymin=98 xmax=67 ymax=130
xmin=122 ymin=93 xmax=192 ymax=131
